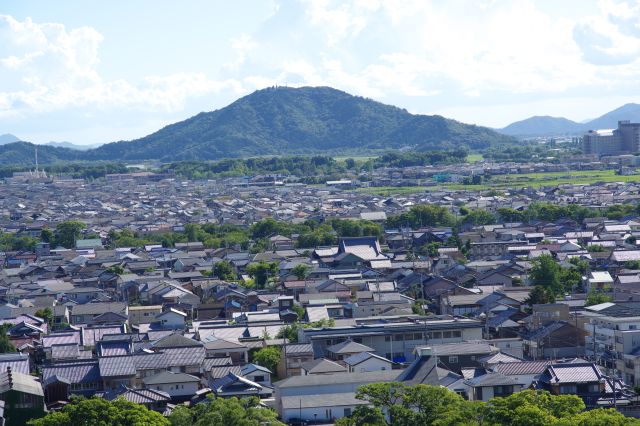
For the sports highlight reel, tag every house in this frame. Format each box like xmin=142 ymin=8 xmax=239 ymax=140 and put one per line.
xmin=70 ymin=302 xmax=128 ymax=325
xmin=128 ymin=305 xmax=163 ymax=326
xmin=0 ymin=368 xmax=46 ymax=425
xmin=275 ymin=370 xmax=399 ymax=423
xmin=428 ymin=342 xmax=500 ymax=374
xmin=326 ymin=340 xmax=374 ymax=361
xmin=143 ymin=371 xmax=200 ymax=401
xmin=202 ymin=338 xmax=249 ymax=364
xmin=97 ymin=385 xmax=170 ymax=411
xmin=301 ymin=358 xmax=347 ymax=375
xmin=240 ymin=363 xmax=272 ymax=388
xmin=522 ymin=321 xmax=584 ymax=359
xmin=42 ymin=361 xmax=103 ymax=403
xmin=536 ymin=361 xmax=622 ymax=408
xmin=154 ymin=308 xmax=187 ymax=330
xmin=344 ymin=352 xmax=393 ymax=373
xmin=210 ymin=373 xmax=270 ymax=398
xmin=277 ymin=343 xmax=314 ymax=378
xmin=464 ymin=372 xmax=526 ymax=401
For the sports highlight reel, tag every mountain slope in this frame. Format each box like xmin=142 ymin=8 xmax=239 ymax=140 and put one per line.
xmin=83 ymin=86 xmax=514 ymax=161
xmin=0 ymin=134 xmax=20 ymax=145
xmin=0 ymin=142 xmax=82 ymax=165
xmin=586 ymin=103 xmax=640 ymax=130
xmin=499 ymin=103 xmax=640 ymax=137
xmin=500 ymin=116 xmax=584 ymax=137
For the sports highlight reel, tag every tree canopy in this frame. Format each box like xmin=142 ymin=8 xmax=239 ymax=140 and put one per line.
xmin=28 ymin=397 xmax=169 ymax=426
xmin=336 ymin=385 xmax=640 ymax=426
xmin=168 ymin=395 xmax=284 ymax=426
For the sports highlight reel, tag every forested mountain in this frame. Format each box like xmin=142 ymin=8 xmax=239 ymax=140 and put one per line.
xmin=500 ymin=116 xmax=584 ymax=137
xmin=0 ymin=86 xmax=515 ymax=164
xmin=0 ymin=142 xmax=82 ymax=165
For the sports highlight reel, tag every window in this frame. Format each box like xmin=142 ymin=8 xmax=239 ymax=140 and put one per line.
xmin=448 ymin=356 xmax=458 ymax=364
xmin=353 ymin=337 xmax=363 ymax=343
xmin=253 ymin=375 xmax=265 ymax=382
xmin=431 ymin=331 xmax=442 ymax=339
xmin=393 ymin=334 xmax=404 ymax=341
xmin=414 ymin=333 xmax=423 ymax=341
xmin=344 ymin=408 xmax=352 ymax=417
xmin=385 ymin=336 xmax=391 ymax=342
xmin=494 ymin=385 xmax=513 ymax=396
xmin=443 ymin=331 xmax=452 ymax=339
xmin=560 ymin=384 xmax=577 ymax=394
xmin=452 ymin=330 xmax=462 ymax=338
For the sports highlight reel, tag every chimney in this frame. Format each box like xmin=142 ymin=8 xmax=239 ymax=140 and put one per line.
xmin=6 ymin=366 xmax=12 ymax=388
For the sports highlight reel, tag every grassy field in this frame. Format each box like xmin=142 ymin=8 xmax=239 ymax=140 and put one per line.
xmin=466 ymin=154 xmax=484 ymax=163
xmin=351 ymin=169 xmax=640 ymax=196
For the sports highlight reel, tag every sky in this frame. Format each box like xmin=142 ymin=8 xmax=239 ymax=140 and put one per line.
xmin=2 ymin=0 xmax=640 ymax=145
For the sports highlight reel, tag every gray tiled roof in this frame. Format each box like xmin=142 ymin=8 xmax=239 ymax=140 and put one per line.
xmin=143 ymin=371 xmax=199 ymax=385
xmin=0 ymin=353 xmax=30 ymax=375
xmin=494 ymin=361 xmax=550 ymax=376
xmin=327 ymin=340 xmax=374 ymax=355
xmin=43 ymin=361 xmax=101 ymax=385
xmin=276 ymin=369 xmax=399 ymax=389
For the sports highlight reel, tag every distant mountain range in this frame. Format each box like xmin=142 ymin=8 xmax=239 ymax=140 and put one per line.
xmin=0 ymin=134 xmax=20 ymax=145
xmin=499 ymin=103 xmax=640 ymax=137
xmin=0 ymin=86 xmax=514 ymax=165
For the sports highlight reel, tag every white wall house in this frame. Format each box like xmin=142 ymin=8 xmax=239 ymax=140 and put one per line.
xmin=143 ymin=371 xmax=200 ymax=398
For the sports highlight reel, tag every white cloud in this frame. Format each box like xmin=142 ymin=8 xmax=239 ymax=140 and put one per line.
xmin=0 ymin=15 xmax=243 ymax=120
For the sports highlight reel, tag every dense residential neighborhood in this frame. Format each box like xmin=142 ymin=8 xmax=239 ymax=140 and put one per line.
xmin=2 ymin=159 xmax=640 ymax=424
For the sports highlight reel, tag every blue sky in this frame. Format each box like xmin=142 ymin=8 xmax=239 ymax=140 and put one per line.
xmin=1 ymin=0 xmax=640 ymax=145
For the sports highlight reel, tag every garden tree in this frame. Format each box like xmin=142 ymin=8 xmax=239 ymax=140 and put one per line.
xmin=184 ymin=223 xmax=200 ymax=242
xmin=252 ymin=346 xmax=281 ymax=374
xmin=568 ymin=257 xmax=589 ymax=275
xmin=335 ymin=406 xmax=387 ymax=426
xmin=626 ymin=260 xmax=640 ymax=270
xmin=28 ymin=396 xmax=169 ymax=426
xmin=529 ymin=254 xmax=563 ymax=295
xmin=213 ymin=260 xmax=236 ymax=281
xmin=386 ymin=204 xmax=456 ymax=229
xmin=106 ymin=265 xmax=125 ymax=275
xmin=586 ymin=289 xmax=613 ymax=306
xmin=0 ymin=324 xmax=15 ymax=353
xmin=291 ymin=264 xmax=310 ymax=281
xmin=246 ymin=261 xmax=279 ymax=288
xmin=338 ymin=386 xmax=639 ymax=426
xmin=604 ymin=203 xmax=636 ymax=220
xmin=276 ymin=319 xmax=335 ymax=343
xmin=329 ymin=218 xmax=383 ymax=238
xmin=497 ymin=207 xmax=524 ymax=222
xmin=421 ymin=242 xmax=441 ymax=258
xmin=168 ymin=395 xmax=284 ymax=426
xmin=40 ymin=228 xmax=54 ymax=244
xmin=525 ymin=286 xmax=556 ymax=306
xmin=291 ymin=304 xmax=305 ymax=320
xmin=35 ymin=308 xmax=53 ymax=327
xmin=0 ymin=231 xmax=38 ymax=251
xmin=462 ymin=209 xmax=496 ymax=226
xmin=559 ymin=267 xmax=583 ymax=292
xmin=587 ymin=244 xmax=606 ymax=252
xmin=482 ymin=389 xmax=637 ymax=426
xmin=337 ymin=383 xmax=482 ymax=426
xmin=55 ymin=220 xmax=86 ymax=249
